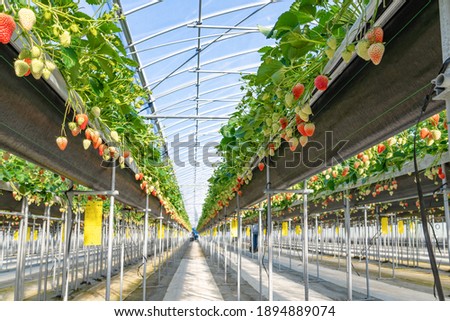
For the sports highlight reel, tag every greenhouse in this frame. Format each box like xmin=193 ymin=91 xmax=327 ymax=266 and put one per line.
xmin=0 ymin=0 xmax=449 ymax=309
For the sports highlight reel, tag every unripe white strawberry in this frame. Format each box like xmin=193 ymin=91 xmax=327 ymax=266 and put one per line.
xmin=18 ymin=8 xmax=36 ymax=31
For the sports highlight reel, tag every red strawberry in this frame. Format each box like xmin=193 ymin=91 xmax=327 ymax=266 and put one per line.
xmin=279 ymin=117 xmax=288 ymax=130
xmin=297 ymin=123 xmax=307 ymax=136
xmin=377 ymin=143 xmax=386 ymax=154
xmin=71 ymin=127 xmax=81 ymax=137
xmin=258 ymin=162 xmax=265 ymax=171
xmin=342 ymin=166 xmax=349 ymax=177
xmin=85 ymin=128 xmax=94 ymax=140
xmin=75 ymin=114 xmax=89 ymax=130
xmin=439 ymin=172 xmax=446 ymax=180
xmin=237 ymin=190 xmax=243 ymax=197
xmin=292 ymin=83 xmax=305 ymax=100
xmin=135 ymin=173 xmax=140 ymax=180
xmin=151 ymin=190 xmax=157 ymax=197
xmin=56 ymin=136 xmax=68 ymax=151
xmin=93 ymin=137 xmax=102 ymax=149
xmin=314 ymin=75 xmax=328 ymax=91
xmin=295 ymin=114 xmax=303 ymax=125
xmin=367 ymin=43 xmax=385 ymax=65
xmin=123 ymin=150 xmax=130 ymax=158
xmin=98 ymin=144 xmax=106 ymax=156
xmin=354 ymin=161 xmax=361 ymax=169
xmin=430 ymin=114 xmax=440 ymax=126
xmin=420 ymin=128 xmax=430 ymax=139
xmin=139 ymin=172 xmax=144 ymax=180
xmin=365 ymin=26 xmax=383 ymax=43
xmin=304 ymin=123 xmax=315 ymax=137
xmin=0 ymin=13 xmax=16 ymax=44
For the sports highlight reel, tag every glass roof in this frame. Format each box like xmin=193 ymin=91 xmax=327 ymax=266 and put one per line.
xmin=117 ymin=0 xmax=293 ymax=225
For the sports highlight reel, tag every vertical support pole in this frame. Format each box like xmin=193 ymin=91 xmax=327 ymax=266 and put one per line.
xmin=37 ymin=208 xmax=48 ymax=300
xmin=142 ymin=194 xmax=149 ymax=301
xmin=266 ymin=164 xmax=273 ymax=301
xmin=158 ymin=207 xmax=163 ymax=284
xmin=74 ymin=210 xmax=81 ymax=290
xmin=315 ymin=215 xmax=319 ymax=278
xmin=258 ymin=207 xmax=263 ymax=301
xmin=14 ymin=198 xmax=28 ymax=301
xmin=223 ymin=208 xmax=228 ymax=284
xmin=43 ymin=206 xmax=50 ymax=300
xmin=237 ymin=194 xmax=242 ymax=301
xmin=62 ymin=196 xmax=73 ymax=301
xmin=119 ymin=219 xmax=124 ymax=301
xmin=344 ymin=195 xmax=352 ymax=301
xmin=390 ymin=215 xmax=395 ymax=278
xmin=441 ymin=163 xmax=450 ymax=265
xmin=364 ymin=207 xmax=370 ymax=299
xmin=376 ymin=207 xmax=381 ymax=279
xmin=278 ymin=222 xmax=281 ymax=271
xmin=153 ymin=224 xmax=157 ymax=270
xmin=289 ymin=219 xmax=292 ymax=270
xmin=105 ymin=162 xmax=116 ymax=301
xmin=303 ymin=180 xmax=309 ymax=301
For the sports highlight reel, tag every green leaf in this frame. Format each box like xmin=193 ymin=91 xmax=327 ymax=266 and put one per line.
xmin=256 ymin=59 xmax=284 ymax=84
xmin=271 ymin=68 xmax=285 ymax=85
xmin=274 ymin=11 xmax=298 ymax=32
xmin=86 ymin=0 xmax=103 ymax=5
xmin=61 ymin=48 xmax=78 ymax=69
xmin=89 ymin=77 xmax=104 ymax=96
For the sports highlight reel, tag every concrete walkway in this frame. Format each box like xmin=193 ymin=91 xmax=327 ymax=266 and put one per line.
xmin=163 ymin=241 xmax=223 ymax=301
xmin=224 ymin=246 xmax=438 ymax=301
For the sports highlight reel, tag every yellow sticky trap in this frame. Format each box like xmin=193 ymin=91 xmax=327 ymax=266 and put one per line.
xmin=295 ymin=225 xmax=301 ymax=235
xmin=381 ymin=217 xmax=388 ymax=235
xmin=263 ymin=228 xmax=267 ymax=235
xmin=282 ymin=222 xmax=288 ymax=236
xmin=26 ymin=227 xmax=31 ymax=242
xmin=126 ymin=227 xmax=131 ymax=239
xmin=318 ymin=226 xmax=322 ymax=234
xmin=158 ymin=224 xmax=165 ymax=239
xmin=410 ymin=222 xmax=415 ymax=232
xmin=231 ymin=219 xmax=238 ymax=237
xmin=61 ymin=223 xmax=65 ymax=242
xmin=213 ymin=227 xmax=217 ymax=237
xmin=14 ymin=230 xmax=19 ymax=241
xmin=34 ymin=230 xmax=38 ymax=241
xmin=84 ymin=200 xmax=103 ymax=246
xmin=398 ymin=220 xmax=404 ymax=234
xmin=246 ymin=227 xmax=250 ymax=237
xmin=335 ymin=226 xmax=339 ymax=235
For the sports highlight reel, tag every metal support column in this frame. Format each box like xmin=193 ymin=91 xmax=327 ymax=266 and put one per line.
xmin=344 ymin=195 xmax=352 ymax=301
xmin=223 ymin=208 xmax=228 ymax=283
xmin=158 ymin=208 xmax=163 ymax=284
xmin=62 ymin=198 xmax=73 ymax=301
xmin=441 ymin=163 xmax=450 ymax=265
xmin=105 ymin=163 xmax=116 ymax=301
xmin=315 ymin=215 xmax=319 ymax=278
xmin=142 ymin=194 xmax=149 ymax=301
xmin=14 ymin=198 xmax=28 ymax=301
xmin=289 ymin=219 xmax=292 ymax=270
xmin=237 ymin=194 xmax=242 ymax=301
xmin=303 ymin=181 xmax=309 ymax=301
xmin=363 ymin=207 xmax=370 ymax=299
xmin=266 ymin=164 xmax=273 ymax=301
xmin=258 ymin=207 xmax=263 ymax=300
